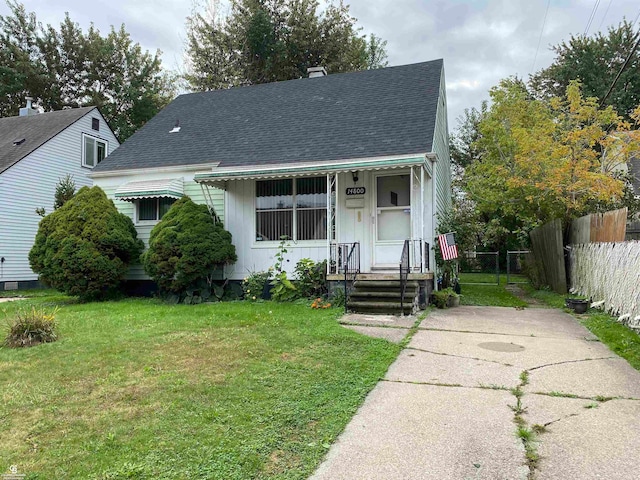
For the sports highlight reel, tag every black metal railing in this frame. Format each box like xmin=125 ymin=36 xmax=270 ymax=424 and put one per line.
xmin=405 ymin=239 xmax=430 ymax=272
xmin=399 ymin=239 xmax=410 ymax=314
xmin=338 ymin=243 xmax=360 ymax=313
xmin=329 ymin=242 xmax=359 ymax=274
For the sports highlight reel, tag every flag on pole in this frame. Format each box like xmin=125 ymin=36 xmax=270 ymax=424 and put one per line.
xmin=438 ymin=232 xmax=458 ymax=260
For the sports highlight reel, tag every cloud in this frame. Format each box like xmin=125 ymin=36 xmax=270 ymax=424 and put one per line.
xmin=3 ymin=0 xmax=639 ymax=129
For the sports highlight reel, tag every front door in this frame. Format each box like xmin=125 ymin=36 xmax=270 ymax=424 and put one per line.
xmin=373 ymin=173 xmax=411 ymax=268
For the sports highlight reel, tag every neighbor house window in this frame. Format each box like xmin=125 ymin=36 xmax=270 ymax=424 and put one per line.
xmin=137 ymin=197 xmax=175 ymax=221
xmin=256 ymin=178 xmax=326 ymax=241
xmin=83 ymin=134 xmax=107 ymax=168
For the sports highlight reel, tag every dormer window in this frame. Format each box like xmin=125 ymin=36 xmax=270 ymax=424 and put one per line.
xmin=83 ymin=133 xmax=107 ymax=168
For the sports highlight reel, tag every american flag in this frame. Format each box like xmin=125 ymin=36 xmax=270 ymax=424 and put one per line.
xmin=438 ymin=232 xmax=458 ymax=260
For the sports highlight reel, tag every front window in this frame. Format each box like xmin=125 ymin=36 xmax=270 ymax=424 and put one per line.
xmin=83 ymin=134 xmax=107 ymax=168
xmin=137 ymin=197 xmax=175 ymax=222
xmin=256 ymin=178 xmax=327 ymax=241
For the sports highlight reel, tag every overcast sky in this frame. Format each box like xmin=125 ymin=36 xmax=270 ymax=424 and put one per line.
xmin=2 ymin=0 xmax=640 ymax=131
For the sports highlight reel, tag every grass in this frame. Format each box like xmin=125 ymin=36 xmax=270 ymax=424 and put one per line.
xmin=0 ymin=288 xmax=58 ymax=298
xmin=0 ymin=294 xmax=400 ymax=479
xmin=522 ymin=286 xmax=640 ymax=373
xmin=459 ymin=284 xmax=527 ymax=308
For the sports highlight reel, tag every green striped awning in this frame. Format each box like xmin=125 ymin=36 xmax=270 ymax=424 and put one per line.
xmin=115 ymin=178 xmax=184 ymax=201
xmin=194 ymin=155 xmax=430 ymax=187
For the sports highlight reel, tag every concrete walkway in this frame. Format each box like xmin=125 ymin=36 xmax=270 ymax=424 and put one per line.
xmin=311 ymin=306 xmax=640 ymax=479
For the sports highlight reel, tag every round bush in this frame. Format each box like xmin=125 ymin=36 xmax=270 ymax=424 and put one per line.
xmin=141 ymin=197 xmax=237 ymax=295
xmin=29 ymin=186 xmax=144 ymax=300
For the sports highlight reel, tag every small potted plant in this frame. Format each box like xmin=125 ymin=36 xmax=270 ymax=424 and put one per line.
xmin=431 ymin=288 xmax=460 ymax=309
xmin=565 ymin=297 xmax=589 ymax=314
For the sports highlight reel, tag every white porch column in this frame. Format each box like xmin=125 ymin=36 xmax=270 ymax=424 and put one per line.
xmin=326 ymin=174 xmax=331 ymax=274
xmin=421 ymin=164 xmax=425 ymax=272
xmin=410 ymin=166 xmax=414 ymax=269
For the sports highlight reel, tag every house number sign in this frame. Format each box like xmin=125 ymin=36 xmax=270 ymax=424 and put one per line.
xmin=346 ymin=187 xmax=366 ymax=195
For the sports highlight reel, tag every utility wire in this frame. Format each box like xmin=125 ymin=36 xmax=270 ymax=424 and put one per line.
xmin=600 ymin=29 xmax=640 ymax=106
xmin=531 ymin=0 xmax=552 ymax=73
xmin=597 ymin=0 xmax=614 ymax=32
xmin=584 ymin=0 xmax=601 ymax=37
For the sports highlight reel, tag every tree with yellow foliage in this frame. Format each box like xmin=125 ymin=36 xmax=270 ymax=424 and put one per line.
xmin=464 ymin=78 xmax=640 ymax=243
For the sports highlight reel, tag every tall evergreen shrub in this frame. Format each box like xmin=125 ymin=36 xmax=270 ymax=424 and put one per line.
xmin=29 ymin=186 xmax=144 ymax=300
xmin=141 ymin=197 xmax=237 ymax=297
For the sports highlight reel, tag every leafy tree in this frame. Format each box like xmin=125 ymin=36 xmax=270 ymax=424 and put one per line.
xmin=29 ymin=186 xmax=144 ymax=300
xmin=184 ymin=0 xmax=388 ymax=91
xmin=530 ymin=20 xmax=640 ymax=122
xmin=35 ymin=174 xmax=76 ymax=217
xmin=141 ymin=197 xmax=237 ymax=298
xmin=464 ymin=78 xmax=640 ymax=246
xmin=53 ymin=174 xmax=76 ymax=210
xmin=0 ymin=1 xmax=174 ymax=140
xmin=450 ymin=101 xmax=488 ymax=181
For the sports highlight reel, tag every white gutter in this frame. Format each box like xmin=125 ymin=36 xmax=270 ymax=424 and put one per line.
xmin=89 ymin=162 xmax=221 ymax=179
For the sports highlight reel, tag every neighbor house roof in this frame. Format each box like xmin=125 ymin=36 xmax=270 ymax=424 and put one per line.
xmin=0 ymin=106 xmax=96 ymax=175
xmin=92 ymin=60 xmax=444 ymax=174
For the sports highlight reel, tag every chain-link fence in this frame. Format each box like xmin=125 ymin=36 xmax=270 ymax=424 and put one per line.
xmin=506 ymin=250 xmax=531 ymax=284
xmin=459 ymin=251 xmax=499 ymax=285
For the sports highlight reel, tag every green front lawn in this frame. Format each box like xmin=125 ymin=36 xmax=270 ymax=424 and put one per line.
xmin=0 ymin=295 xmax=400 ymax=479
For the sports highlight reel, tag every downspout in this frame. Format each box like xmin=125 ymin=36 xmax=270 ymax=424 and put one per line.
xmin=427 ymin=152 xmax=438 ymax=290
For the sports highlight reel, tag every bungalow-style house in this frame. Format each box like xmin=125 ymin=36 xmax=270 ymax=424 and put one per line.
xmin=0 ymin=101 xmax=119 ymax=290
xmin=92 ymin=60 xmax=452 ymax=312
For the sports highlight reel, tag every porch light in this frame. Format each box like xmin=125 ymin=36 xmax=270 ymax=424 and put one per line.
xmin=352 ymin=171 xmax=359 ymax=183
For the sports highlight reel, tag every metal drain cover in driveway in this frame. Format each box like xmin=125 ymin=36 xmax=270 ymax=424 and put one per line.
xmin=478 ymin=342 xmax=525 ymax=352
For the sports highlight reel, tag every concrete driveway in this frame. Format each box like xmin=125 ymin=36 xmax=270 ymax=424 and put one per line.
xmin=311 ymin=306 xmax=640 ymax=480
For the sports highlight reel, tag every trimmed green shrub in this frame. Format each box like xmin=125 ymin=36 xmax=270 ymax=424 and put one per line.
xmin=29 ymin=186 xmax=144 ymax=301
xmin=4 ymin=306 xmax=59 ymax=347
xmin=141 ymin=197 xmax=237 ymax=298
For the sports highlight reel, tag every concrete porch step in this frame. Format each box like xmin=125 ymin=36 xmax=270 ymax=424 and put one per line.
xmin=353 ymin=280 xmax=419 ymax=290
xmin=350 ymin=291 xmax=417 ymax=300
xmin=347 ymin=300 xmax=414 ymax=315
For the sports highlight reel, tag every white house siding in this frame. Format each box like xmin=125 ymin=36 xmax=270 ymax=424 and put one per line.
xmin=0 ymin=110 xmax=118 ymax=284
xmin=224 ymin=179 xmax=326 ymax=281
xmin=94 ymin=170 xmax=224 ymax=280
xmin=433 ymin=65 xmax=453 ymax=226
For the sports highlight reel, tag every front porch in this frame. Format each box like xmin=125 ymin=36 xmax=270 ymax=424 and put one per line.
xmin=194 ymin=154 xmax=437 ymax=313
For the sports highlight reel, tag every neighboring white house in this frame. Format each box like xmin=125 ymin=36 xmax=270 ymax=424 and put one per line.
xmin=0 ymin=102 xmax=119 ymax=289
xmin=92 ymin=60 xmax=452 ymax=305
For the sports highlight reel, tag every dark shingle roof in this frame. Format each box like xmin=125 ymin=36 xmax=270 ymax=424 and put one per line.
xmin=93 ymin=60 xmax=444 ymax=173
xmin=0 ymin=106 xmax=96 ymax=174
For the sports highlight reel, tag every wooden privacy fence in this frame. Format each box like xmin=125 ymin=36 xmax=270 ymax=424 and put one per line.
xmin=529 ymin=219 xmax=567 ymax=294
xmin=570 ymin=208 xmax=627 ymax=244
xmin=569 ymin=242 xmax=640 ymax=329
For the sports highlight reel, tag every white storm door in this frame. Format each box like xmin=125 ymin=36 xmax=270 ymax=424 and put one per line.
xmin=373 ymin=173 xmax=411 ymax=267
